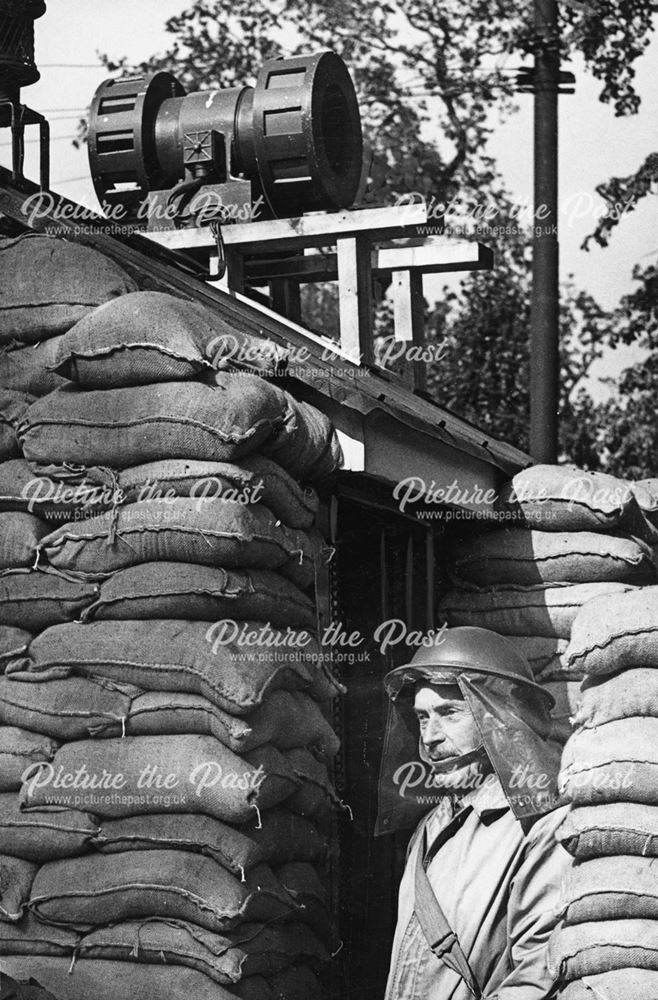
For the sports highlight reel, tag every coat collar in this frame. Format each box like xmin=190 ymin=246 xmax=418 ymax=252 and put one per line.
xmin=425 ymin=774 xmax=509 ymax=843
xmin=463 ymin=773 xmax=510 ymax=818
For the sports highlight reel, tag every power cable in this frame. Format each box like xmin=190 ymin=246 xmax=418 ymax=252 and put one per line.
xmin=52 ymin=175 xmax=92 ymax=184
xmin=0 ymin=134 xmax=78 ymax=147
xmin=36 ymin=107 xmax=87 ymax=113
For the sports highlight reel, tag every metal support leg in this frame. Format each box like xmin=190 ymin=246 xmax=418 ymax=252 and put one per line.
xmin=38 ymin=117 xmax=49 ymax=190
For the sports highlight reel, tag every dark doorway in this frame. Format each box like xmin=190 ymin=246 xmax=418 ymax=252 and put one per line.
xmin=327 ymin=495 xmax=448 ymax=1000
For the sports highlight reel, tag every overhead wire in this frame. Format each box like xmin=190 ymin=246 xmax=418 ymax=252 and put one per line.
xmin=0 ymin=134 xmax=79 ymax=147
xmin=52 ymin=175 xmax=92 ymax=184
xmin=35 ymin=107 xmax=87 ymax=113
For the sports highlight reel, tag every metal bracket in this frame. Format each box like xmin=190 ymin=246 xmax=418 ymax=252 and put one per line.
xmin=183 ymin=129 xmax=220 ymax=172
xmin=0 ymin=98 xmax=49 ymax=189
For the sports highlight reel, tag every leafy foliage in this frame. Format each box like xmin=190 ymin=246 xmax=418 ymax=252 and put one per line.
xmin=560 ymin=0 xmax=656 ymax=115
xmin=583 ymin=152 xmax=658 ymax=250
xmin=423 ymin=218 xmax=610 ymax=456
xmin=587 ymin=356 xmax=658 ymax=478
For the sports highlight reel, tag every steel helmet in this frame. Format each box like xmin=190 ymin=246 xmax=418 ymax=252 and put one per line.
xmin=384 ymin=625 xmax=554 ymax=707
xmin=376 ymin=626 xmax=562 ymax=835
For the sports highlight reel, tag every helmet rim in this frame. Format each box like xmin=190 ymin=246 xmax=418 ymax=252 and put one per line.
xmin=383 ymin=626 xmax=555 ymax=706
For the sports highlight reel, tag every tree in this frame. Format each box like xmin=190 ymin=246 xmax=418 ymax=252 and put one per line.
xmin=564 ymin=137 xmax=658 ymax=476
xmin=420 ymin=202 xmax=610 ymax=456
xmin=565 ymin=260 xmax=658 ymax=478
xmin=99 ymin=0 xmax=657 ymax=472
xmin=590 ymin=358 xmax=658 ymax=477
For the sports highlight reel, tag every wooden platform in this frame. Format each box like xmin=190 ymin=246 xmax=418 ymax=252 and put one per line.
xmin=145 ymin=205 xmax=494 ymax=389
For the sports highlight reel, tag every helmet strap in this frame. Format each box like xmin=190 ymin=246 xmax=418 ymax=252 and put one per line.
xmin=418 ymin=742 xmax=488 ymax=774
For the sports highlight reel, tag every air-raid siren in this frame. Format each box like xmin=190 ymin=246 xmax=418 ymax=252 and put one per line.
xmin=87 ymin=51 xmax=363 ymax=227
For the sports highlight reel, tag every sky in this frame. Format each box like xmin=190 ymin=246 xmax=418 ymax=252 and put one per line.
xmin=4 ymin=1 xmax=657 ymax=394
xmin=492 ymin=44 xmax=658 ymax=313
xmin=489 ymin=39 xmax=658 ymax=394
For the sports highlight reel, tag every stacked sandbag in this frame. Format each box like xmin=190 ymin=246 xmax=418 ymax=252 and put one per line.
xmin=0 ymin=231 xmax=138 ymax=399
xmin=0 ymin=270 xmax=344 ymax=998
xmin=0 ymin=456 xmax=104 ymax=651
xmin=439 ymin=464 xmax=658 ymax=745
xmin=0 ymin=392 xmax=35 ymax=461
xmin=0 ymin=231 xmax=135 ymax=955
xmin=0 ymin=595 xmax=95 ymax=969
xmin=0 ymin=337 xmax=69 ymax=398
xmin=0 ymin=241 xmax=123 ymax=993
xmin=0 ymin=233 xmax=137 ymax=344
xmin=548 ymin=586 xmax=658 ymax=997
xmin=0 ymin=234 xmax=136 ymax=684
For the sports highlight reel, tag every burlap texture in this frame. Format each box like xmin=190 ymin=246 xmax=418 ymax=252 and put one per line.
xmin=20 ymin=735 xmax=299 ymax=822
xmin=28 ymin=851 xmax=295 ymax=932
xmin=0 ymin=233 xmax=136 ymax=344
xmin=557 ymin=802 xmax=658 ymax=860
xmin=566 ymin=586 xmax=658 ymax=676
xmin=8 ymin=620 xmax=340 ymax=715
xmin=0 ymin=794 xmax=99 ymax=862
xmin=452 ymin=529 xmax=656 ymax=586
xmin=549 ymin=919 xmax=658 ymax=981
xmin=439 ymin=582 xmax=634 ymax=639
xmin=18 ymin=375 xmax=288 ymax=469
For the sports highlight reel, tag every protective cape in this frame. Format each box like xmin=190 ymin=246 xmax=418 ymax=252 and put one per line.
xmin=376 ymin=648 xmax=564 ymax=836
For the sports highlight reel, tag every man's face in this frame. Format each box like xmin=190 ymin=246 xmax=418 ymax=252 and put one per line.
xmin=413 ymin=682 xmax=481 ymax=764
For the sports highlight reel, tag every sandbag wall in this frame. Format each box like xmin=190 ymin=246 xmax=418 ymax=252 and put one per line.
xmin=438 ymin=464 xmax=658 ymax=744
xmin=438 ymin=463 xmax=658 ymax=998
xmin=0 ymin=232 xmax=346 ymax=1000
xmin=546 ymin=585 xmax=658 ymax=999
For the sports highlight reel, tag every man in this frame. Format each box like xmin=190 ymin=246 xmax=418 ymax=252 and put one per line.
xmin=381 ymin=626 xmax=570 ymax=1000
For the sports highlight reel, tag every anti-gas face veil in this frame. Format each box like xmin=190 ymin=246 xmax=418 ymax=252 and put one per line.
xmin=375 ymin=627 xmax=564 ymax=836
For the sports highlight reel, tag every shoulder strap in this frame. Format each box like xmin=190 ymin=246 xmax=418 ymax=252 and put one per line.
xmin=413 ymin=825 xmax=483 ymax=1000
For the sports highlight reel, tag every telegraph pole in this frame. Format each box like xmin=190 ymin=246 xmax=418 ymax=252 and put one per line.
xmin=530 ymin=0 xmax=560 ymax=462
